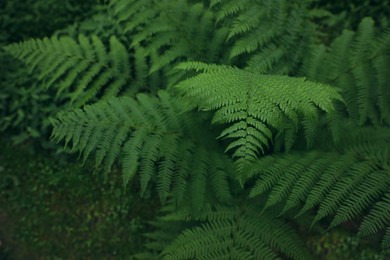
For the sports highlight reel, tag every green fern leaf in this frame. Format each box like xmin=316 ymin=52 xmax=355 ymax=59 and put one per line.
xmin=248 ymin=140 xmax=390 ymax=248
xmin=305 ymin=18 xmax=390 ymax=126
xmin=51 ymin=91 xmax=234 ymax=207
xmin=329 ymin=171 xmax=389 ymax=228
xmin=214 ymin=0 xmax=315 ymax=74
xmin=358 ymin=192 xmax=390 ymax=238
xmin=312 ymin=163 xmax=374 ymax=224
xmin=176 ymin=62 xmax=342 ymax=173
xmin=158 ymin=203 xmax=310 ymax=259
xmin=297 ymin=152 xmax=355 ymax=217
xmin=4 ymin=34 xmax=133 ymax=106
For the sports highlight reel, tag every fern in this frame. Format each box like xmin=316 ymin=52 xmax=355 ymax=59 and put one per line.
xmin=110 ymin=0 xmax=229 ymax=86
xmin=212 ymin=0 xmax=316 ymax=74
xmin=175 ymin=62 xmax=342 ymax=173
xmin=358 ymin=192 xmax=390 ymax=245
xmin=303 ymin=18 xmax=390 ymax=125
xmin=140 ymin=202 xmax=311 ymax=259
xmin=248 ymin=141 xmax=390 ymax=248
xmin=3 ymin=0 xmax=389 ymax=257
xmin=51 ymin=91 xmax=233 ymax=208
xmin=108 ymin=0 xmax=156 ymax=35
xmin=4 ymin=34 xmax=133 ymax=106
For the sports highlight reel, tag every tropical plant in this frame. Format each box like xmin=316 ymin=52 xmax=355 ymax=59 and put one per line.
xmin=3 ymin=0 xmax=389 ymax=258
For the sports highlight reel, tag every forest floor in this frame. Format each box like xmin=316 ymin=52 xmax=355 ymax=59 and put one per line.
xmin=0 ymin=139 xmax=159 ymax=259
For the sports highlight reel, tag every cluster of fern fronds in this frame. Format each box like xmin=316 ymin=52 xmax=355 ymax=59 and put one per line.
xmin=3 ymin=0 xmax=389 ymax=258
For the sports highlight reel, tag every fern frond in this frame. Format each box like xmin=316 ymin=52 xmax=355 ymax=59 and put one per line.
xmin=297 ymin=152 xmax=356 ymax=216
xmin=176 ymin=62 xmax=342 ymax=172
xmin=148 ymin=203 xmax=311 ymax=259
xmin=248 ymin=145 xmax=390 ymax=248
xmin=110 ymin=0 xmax=228 ymax=84
xmin=51 ymin=91 xmax=234 ymax=208
xmin=108 ymin=0 xmax=156 ymax=34
xmin=304 ymin=18 xmax=390 ymax=125
xmin=358 ymin=192 xmax=390 ymax=239
xmin=213 ymin=0 xmax=250 ymax=22
xmin=213 ymin=0 xmax=316 ymax=74
xmin=314 ymin=163 xmax=381 ymax=225
xmin=4 ymin=34 xmax=134 ymax=106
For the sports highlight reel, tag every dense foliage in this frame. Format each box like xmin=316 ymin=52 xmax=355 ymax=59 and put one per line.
xmin=1 ymin=0 xmax=389 ymax=258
